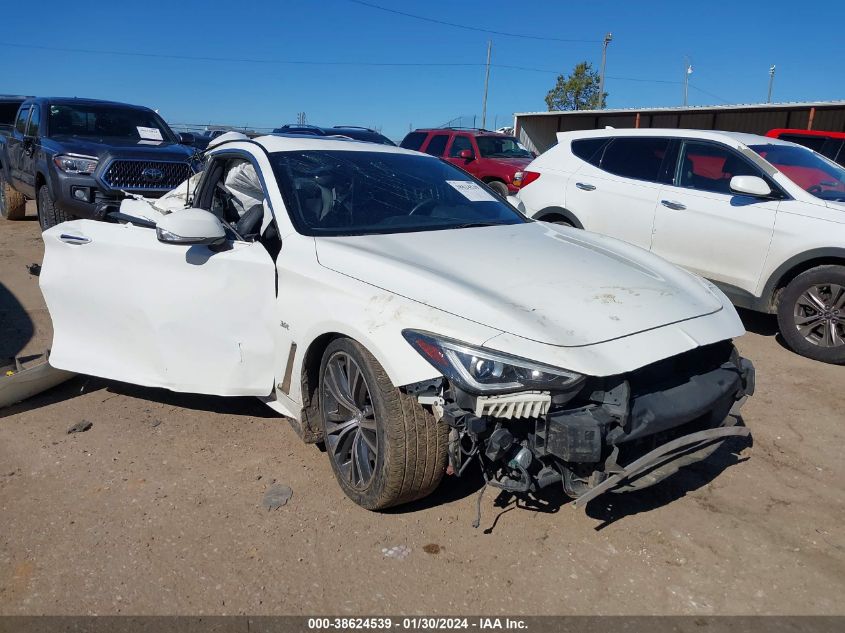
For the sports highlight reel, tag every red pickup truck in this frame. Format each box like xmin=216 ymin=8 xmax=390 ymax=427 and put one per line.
xmin=400 ymin=127 xmax=534 ymax=196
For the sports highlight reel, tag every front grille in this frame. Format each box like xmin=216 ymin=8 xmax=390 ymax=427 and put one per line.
xmin=102 ymin=160 xmax=192 ymax=191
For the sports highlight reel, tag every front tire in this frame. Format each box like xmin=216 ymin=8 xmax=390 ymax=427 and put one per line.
xmin=777 ymin=265 xmax=845 ymax=364
xmin=318 ymin=337 xmax=448 ymax=509
xmin=0 ymin=171 xmax=27 ymax=220
xmin=37 ymin=184 xmax=72 ymax=230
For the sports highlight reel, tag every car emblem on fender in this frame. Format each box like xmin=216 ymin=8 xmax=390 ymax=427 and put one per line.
xmin=141 ymin=167 xmax=164 ymax=182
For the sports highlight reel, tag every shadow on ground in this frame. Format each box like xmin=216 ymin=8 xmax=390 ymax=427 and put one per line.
xmin=736 ymin=307 xmax=795 ymax=355
xmin=1 ymin=374 xmax=280 ymax=420
xmin=0 ymin=282 xmax=34 ymax=360
xmin=584 ymin=433 xmax=753 ymax=530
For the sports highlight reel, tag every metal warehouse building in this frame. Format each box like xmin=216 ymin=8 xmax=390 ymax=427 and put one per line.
xmin=514 ymin=101 xmax=845 ymax=154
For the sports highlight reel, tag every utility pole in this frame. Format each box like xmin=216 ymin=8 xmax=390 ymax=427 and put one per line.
xmin=481 ymin=40 xmax=492 ymax=129
xmin=683 ymin=59 xmax=693 ymax=106
xmin=597 ymin=32 xmax=612 ymax=109
xmin=767 ymin=65 xmax=776 ymax=103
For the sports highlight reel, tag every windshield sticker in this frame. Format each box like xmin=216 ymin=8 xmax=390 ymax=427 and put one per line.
xmin=447 ymin=180 xmax=497 ymax=202
xmin=137 ymin=126 xmax=163 ymax=141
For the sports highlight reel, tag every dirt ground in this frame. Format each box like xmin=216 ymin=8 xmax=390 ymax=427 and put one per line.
xmin=1 ymin=202 xmax=844 ymax=616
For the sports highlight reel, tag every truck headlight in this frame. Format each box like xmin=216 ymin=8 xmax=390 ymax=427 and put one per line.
xmin=403 ymin=330 xmax=584 ymax=394
xmin=54 ymin=155 xmax=98 ymax=175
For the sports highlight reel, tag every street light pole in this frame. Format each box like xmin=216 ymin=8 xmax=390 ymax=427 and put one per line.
xmin=767 ymin=65 xmax=776 ymax=103
xmin=481 ymin=40 xmax=492 ymax=129
xmin=683 ymin=59 xmax=693 ymax=106
xmin=597 ymin=32 xmax=612 ymax=109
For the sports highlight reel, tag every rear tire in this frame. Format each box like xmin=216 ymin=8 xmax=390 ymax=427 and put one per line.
xmin=776 ymin=265 xmax=845 ymax=364
xmin=318 ymin=337 xmax=448 ymax=510
xmin=486 ymin=180 xmax=509 ymax=197
xmin=0 ymin=171 xmax=27 ymax=220
xmin=37 ymin=184 xmax=72 ymax=230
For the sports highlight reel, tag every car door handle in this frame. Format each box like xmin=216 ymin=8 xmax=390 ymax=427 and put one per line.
xmin=660 ymin=200 xmax=686 ymax=210
xmin=575 ymin=182 xmax=596 ymax=191
xmin=59 ymin=233 xmax=91 ymax=245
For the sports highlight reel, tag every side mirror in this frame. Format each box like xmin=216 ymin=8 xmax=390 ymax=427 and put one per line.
xmin=730 ymin=175 xmax=772 ymax=198
xmin=156 ymin=209 xmax=226 ymax=246
xmin=178 ymin=132 xmax=196 ymax=145
xmin=458 ymin=149 xmax=475 ymax=160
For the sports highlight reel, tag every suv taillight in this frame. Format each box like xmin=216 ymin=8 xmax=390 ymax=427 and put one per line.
xmin=513 ymin=170 xmax=541 ymax=189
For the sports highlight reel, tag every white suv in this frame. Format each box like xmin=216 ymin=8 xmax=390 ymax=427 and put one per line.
xmin=514 ymin=128 xmax=845 ymax=363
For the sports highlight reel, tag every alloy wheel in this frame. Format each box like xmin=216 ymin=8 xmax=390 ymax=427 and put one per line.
xmin=793 ymin=283 xmax=845 ymax=348
xmin=320 ymin=351 xmax=379 ymax=490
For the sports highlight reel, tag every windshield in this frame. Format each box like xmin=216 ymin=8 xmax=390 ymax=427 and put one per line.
xmin=475 ymin=136 xmax=532 ymax=159
xmin=48 ymin=104 xmax=175 ymax=143
xmin=751 ymin=143 xmax=845 ymax=202
xmin=271 ymin=150 xmax=527 ymax=236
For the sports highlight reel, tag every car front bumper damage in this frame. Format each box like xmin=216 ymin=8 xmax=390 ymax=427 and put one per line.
xmin=417 ymin=341 xmax=755 ymax=513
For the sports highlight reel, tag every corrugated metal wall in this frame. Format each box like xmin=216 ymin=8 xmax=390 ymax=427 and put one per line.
xmin=516 ymin=104 xmax=845 ymax=154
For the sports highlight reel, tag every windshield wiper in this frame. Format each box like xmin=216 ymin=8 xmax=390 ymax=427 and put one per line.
xmin=452 ymin=221 xmax=510 ymax=229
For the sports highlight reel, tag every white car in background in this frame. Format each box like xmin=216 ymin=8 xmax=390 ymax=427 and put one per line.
xmin=39 ymin=135 xmax=754 ymax=513
xmin=513 ymin=129 xmax=845 ymax=364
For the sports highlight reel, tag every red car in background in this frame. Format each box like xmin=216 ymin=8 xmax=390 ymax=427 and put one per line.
xmin=766 ymin=128 xmax=845 ymax=167
xmin=400 ymin=127 xmax=534 ymax=196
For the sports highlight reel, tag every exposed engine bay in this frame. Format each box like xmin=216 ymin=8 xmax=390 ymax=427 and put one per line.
xmin=407 ymin=340 xmax=754 ymax=522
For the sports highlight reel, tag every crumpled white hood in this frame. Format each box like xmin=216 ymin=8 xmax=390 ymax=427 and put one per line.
xmin=316 ymin=222 xmax=724 ymax=347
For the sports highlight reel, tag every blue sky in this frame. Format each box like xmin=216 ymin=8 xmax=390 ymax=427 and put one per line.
xmin=2 ymin=0 xmax=843 ymax=141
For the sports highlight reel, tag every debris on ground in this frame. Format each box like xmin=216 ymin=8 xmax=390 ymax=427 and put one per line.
xmin=150 ymin=419 xmax=162 ymax=428
xmin=67 ymin=420 xmax=93 ymax=434
xmin=261 ymin=484 xmax=293 ymax=510
xmin=382 ymin=545 xmax=411 ymax=560
xmin=422 ymin=543 xmax=442 ymax=555
xmin=27 ymin=263 xmax=41 ymax=276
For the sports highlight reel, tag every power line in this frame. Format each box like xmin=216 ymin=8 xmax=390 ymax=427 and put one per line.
xmin=344 ymin=0 xmax=600 ymax=43
xmin=688 ymin=83 xmax=731 ymax=104
xmin=0 ymin=41 xmax=483 ymax=68
xmin=0 ymin=40 xmax=731 ymax=98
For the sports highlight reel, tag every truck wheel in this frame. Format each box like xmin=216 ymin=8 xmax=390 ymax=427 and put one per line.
xmin=37 ymin=185 xmax=71 ymax=230
xmin=318 ymin=337 xmax=448 ymax=509
xmin=486 ymin=180 xmax=509 ymax=197
xmin=0 ymin=171 xmax=27 ymax=220
xmin=777 ymin=265 xmax=845 ymax=364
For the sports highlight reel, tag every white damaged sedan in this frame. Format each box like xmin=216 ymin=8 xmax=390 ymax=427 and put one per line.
xmin=39 ymin=134 xmax=755 ymax=512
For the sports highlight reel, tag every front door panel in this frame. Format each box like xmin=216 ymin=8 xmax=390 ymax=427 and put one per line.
xmin=40 ymin=220 xmax=277 ymax=396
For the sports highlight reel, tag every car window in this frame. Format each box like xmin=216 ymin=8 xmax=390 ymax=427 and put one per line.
xmin=26 ymin=105 xmax=41 ymax=137
xmin=777 ymin=134 xmax=828 ymax=154
xmin=678 ymin=142 xmax=761 ymax=194
xmin=571 ymin=138 xmax=610 ymax=166
xmin=599 ymin=137 xmax=671 ymax=182
xmin=424 ymin=134 xmax=449 ymax=157
xmin=751 ymin=143 xmax=845 ymax=201
xmin=475 ymin=136 xmax=532 ymax=158
xmin=271 ymin=150 xmax=526 ymax=237
xmin=48 ymin=104 xmax=176 ymax=142
xmin=448 ymin=135 xmax=473 ymax=157
xmin=400 ymin=132 xmax=427 ymax=151
xmin=14 ymin=106 xmax=30 ymax=134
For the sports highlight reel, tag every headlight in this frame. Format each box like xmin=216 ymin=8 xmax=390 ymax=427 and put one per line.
xmin=54 ymin=154 xmax=98 ymax=175
xmin=402 ymin=330 xmax=584 ymax=394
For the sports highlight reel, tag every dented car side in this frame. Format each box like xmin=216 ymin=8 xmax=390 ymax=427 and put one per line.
xmin=39 ymin=134 xmax=755 ymax=513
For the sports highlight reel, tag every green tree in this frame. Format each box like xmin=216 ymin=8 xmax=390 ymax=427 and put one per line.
xmin=545 ymin=62 xmax=607 ymax=111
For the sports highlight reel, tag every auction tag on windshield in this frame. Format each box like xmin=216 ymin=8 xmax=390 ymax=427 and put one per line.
xmin=137 ymin=126 xmax=163 ymax=141
xmin=447 ymin=180 xmax=496 ymax=202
